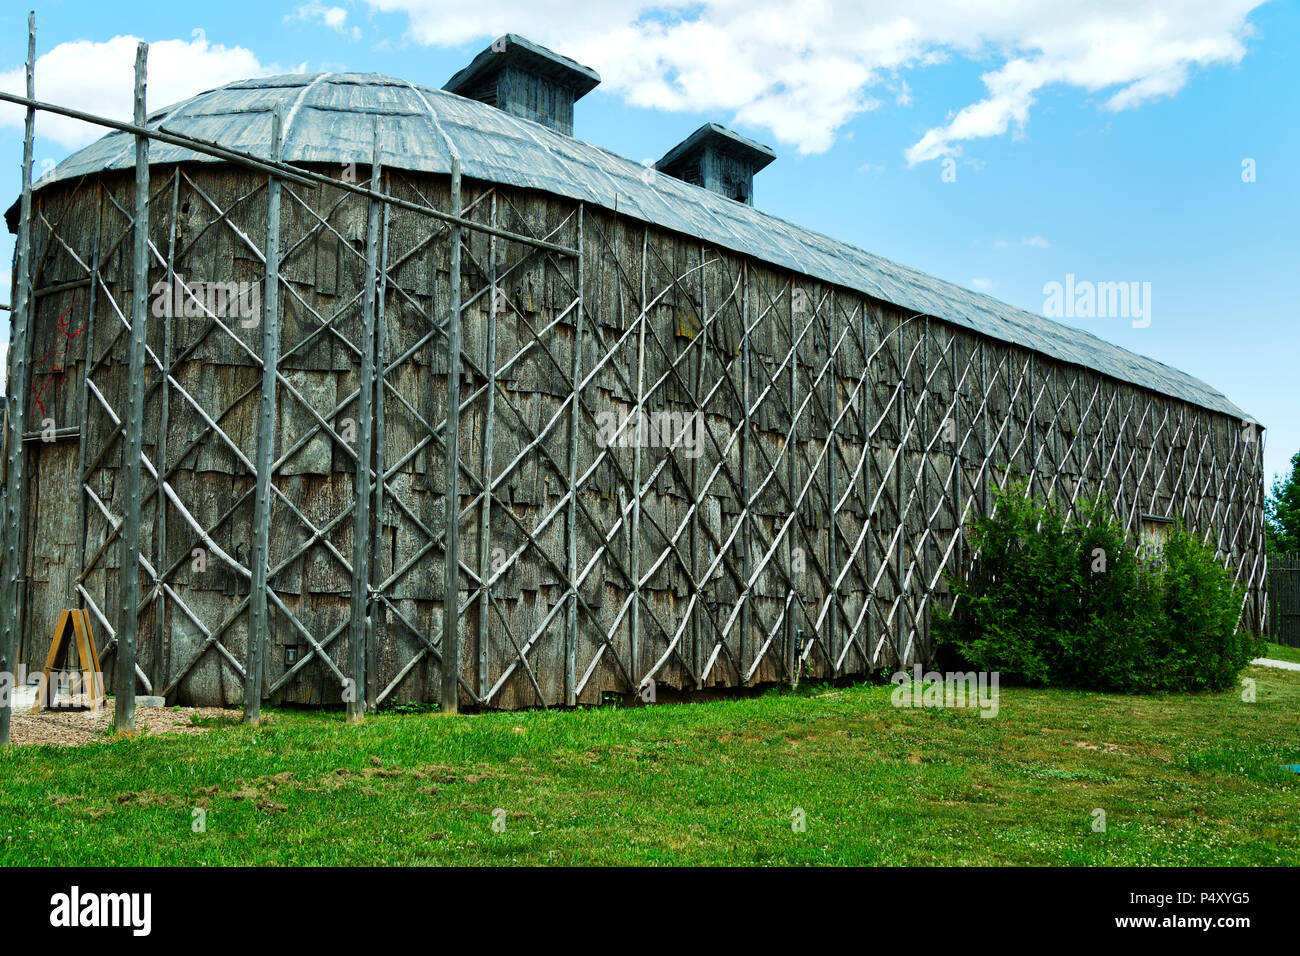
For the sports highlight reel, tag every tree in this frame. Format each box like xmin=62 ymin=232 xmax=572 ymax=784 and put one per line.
xmin=1266 ymin=450 xmax=1300 ymax=555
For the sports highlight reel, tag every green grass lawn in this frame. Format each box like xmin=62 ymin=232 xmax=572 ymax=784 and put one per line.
xmin=3 ymin=663 xmax=1298 ymax=866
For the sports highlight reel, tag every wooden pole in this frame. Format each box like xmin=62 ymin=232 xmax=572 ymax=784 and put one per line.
xmin=153 ymin=169 xmax=178 ymax=694
xmin=349 ymin=130 xmax=382 ymax=723
xmin=0 ymin=12 xmax=37 ymax=747
xmin=862 ymin=303 xmax=874 ymax=670
xmin=440 ymin=156 xmax=463 ymax=714
xmin=476 ymin=192 xmax=498 ymax=702
xmin=981 ymin=341 xmax=990 ymax=515
xmin=920 ymin=317 xmax=931 ymax=659
xmin=895 ymin=315 xmax=905 ymax=664
xmin=111 ymin=48 xmax=153 ymax=719
xmin=691 ymin=244 xmax=707 ymax=683
xmin=629 ymin=229 xmax=647 ymax=686
xmin=739 ymin=262 xmax=751 ymax=679
xmin=245 ymin=103 xmax=283 ymax=724
xmin=113 ymin=42 xmax=150 ymax=733
xmin=564 ymin=206 xmax=584 ymax=706
xmin=1028 ymin=353 xmax=1037 ymax=499
xmin=786 ymin=282 xmax=798 ymax=683
xmin=74 ymin=188 xmax=102 ymax=611
xmin=370 ymin=196 xmax=389 ymax=711
xmin=826 ymin=292 xmax=838 ymax=671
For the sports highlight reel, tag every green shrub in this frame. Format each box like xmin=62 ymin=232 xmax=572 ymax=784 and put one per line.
xmin=1155 ymin=529 xmax=1255 ymax=691
xmin=934 ymin=481 xmax=1256 ymax=693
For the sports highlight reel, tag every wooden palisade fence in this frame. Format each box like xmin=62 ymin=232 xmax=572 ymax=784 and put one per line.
xmin=1267 ymin=554 xmax=1300 ymax=648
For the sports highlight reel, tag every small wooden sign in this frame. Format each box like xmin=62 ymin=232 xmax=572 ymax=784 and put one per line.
xmin=34 ymin=609 xmax=104 ymax=712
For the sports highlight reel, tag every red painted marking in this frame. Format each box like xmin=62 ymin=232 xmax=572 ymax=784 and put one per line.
xmin=30 ymin=299 xmax=86 ymax=421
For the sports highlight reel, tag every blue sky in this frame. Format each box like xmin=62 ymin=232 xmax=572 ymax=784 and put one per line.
xmin=1 ymin=0 xmax=1295 ymax=486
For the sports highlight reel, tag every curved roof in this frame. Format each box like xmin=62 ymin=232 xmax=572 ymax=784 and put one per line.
xmin=33 ymin=72 xmax=1250 ymax=420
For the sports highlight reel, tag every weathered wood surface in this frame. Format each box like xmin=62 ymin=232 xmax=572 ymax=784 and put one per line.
xmin=9 ymin=162 xmax=1269 ymax=710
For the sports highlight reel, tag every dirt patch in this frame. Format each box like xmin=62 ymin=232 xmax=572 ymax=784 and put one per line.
xmin=1071 ymin=740 xmax=1130 ymax=756
xmin=114 ymin=790 xmax=182 ymax=808
xmin=7 ymin=700 xmax=230 ymax=748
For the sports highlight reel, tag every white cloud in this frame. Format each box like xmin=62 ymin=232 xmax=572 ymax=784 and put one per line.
xmin=902 ymin=2 xmax=1261 ymax=164
xmin=291 ymin=3 xmax=363 ymax=41
xmin=970 ymin=278 xmax=992 ymax=290
xmin=0 ymin=30 xmax=282 ymax=150
xmin=363 ymin=0 xmax=1263 ymax=159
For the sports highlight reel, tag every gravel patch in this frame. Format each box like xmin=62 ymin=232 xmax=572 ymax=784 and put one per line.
xmin=1250 ymin=657 xmax=1300 ymax=672
xmin=7 ymin=701 xmax=233 ymax=748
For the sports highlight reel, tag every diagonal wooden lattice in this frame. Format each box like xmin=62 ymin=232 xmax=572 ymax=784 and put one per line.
xmin=3 ymin=87 xmax=1269 ymax=720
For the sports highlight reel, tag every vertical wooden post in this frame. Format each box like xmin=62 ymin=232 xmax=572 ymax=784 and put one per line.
xmin=370 ymin=197 xmax=389 ymax=711
xmin=920 ymin=317 xmax=931 ymax=657
xmin=1028 ymin=353 xmax=1037 ymax=500
xmin=1254 ymin=433 xmax=1267 ymax=633
xmin=1050 ymin=363 xmax=1060 ymax=511
xmin=153 ymin=169 xmax=178 ymax=693
xmin=980 ymin=341 xmax=990 ymax=515
xmin=894 ymin=316 xmax=905 ymax=664
xmin=1005 ymin=345 xmax=1015 ymax=500
xmin=440 ymin=157 xmax=462 ymax=714
xmin=691 ymin=244 xmax=707 ymax=683
xmin=950 ymin=328 xmax=961 ymax=590
xmin=245 ymin=104 xmax=283 ymax=724
xmin=564 ymin=206 xmax=584 ymax=706
xmin=862 ymin=303 xmax=874 ymax=669
xmin=477 ymin=191 xmax=498 ymax=702
xmin=114 ymin=41 xmax=150 ymax=733
xmin=953 ymin=330 xmax=962 ymax=588
xmin=785 ymin=282 xmax=798 ymax=683
xmin=629 ymin=230 xmax=647 ymax=686
xmin=0 ymin=12 xmax=37 ymax=747
xmin=739 ymin=262 xmax=751 ymax=679
xmin=74 ymin=188 xmax=102 ymax=609
xmin=826 ymin=292 xmax=838 ymax=672
xmin=349 ymin=132 xmax=382 ymax=723
xmin=1253 ymin=429 xmax=1263 ymax=634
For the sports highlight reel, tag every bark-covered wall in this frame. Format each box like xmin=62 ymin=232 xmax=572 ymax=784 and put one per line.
xmin=9 ymin=162 xmax=1267 ymax=709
